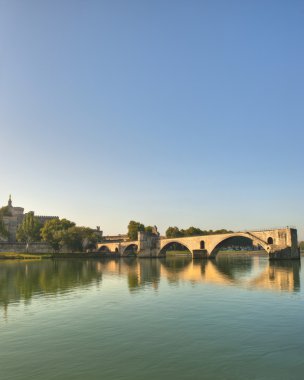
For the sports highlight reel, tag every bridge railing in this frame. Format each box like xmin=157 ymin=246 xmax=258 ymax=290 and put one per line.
xmin=242 ymin=226 xmax=296 ymax=233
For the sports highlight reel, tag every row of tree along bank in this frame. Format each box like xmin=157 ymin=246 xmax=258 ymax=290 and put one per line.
xmin=127 ymin=221 xmax=234 ymax=240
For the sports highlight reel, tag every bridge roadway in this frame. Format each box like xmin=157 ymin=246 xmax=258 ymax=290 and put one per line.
xmin=97 ymin=227 xmax=299 ymax=260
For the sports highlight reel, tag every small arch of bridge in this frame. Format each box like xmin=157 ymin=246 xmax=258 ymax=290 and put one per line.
xmin=159 ymin=241 xmax=193 ymax=256
xmin=98 ymin=245 xmax=111 ymax=253
xmin=122 ymin=244 xmax=139 ymax=256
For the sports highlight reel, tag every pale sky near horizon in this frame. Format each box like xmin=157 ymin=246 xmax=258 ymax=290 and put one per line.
xmin=0 ymin=0 xmax=303 ymax=239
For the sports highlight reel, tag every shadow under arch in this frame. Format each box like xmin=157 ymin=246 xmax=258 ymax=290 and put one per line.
xmin=122 ymin=244 xmax=138 ymax=257
xmin=159 ymin=241 xmax=192 ymax=257
xmin=98 ymin=245 xmax=111 ymax=253
xmin=209 ymin=234 xmax=269 ymax=258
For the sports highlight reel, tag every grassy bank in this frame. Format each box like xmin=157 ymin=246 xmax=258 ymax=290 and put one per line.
xmin=0 ymin=252 xmax=52 ymax=260
xmin=166 ymin=250 xmax=192 ymax=256
xmin=0 ymin=251 xmax=119 ymax=260
xmin=218 ymin=250 xmax=267 ymax=255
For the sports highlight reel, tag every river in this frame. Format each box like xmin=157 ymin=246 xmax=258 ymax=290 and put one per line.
xmin=0 ymin=256 xmax=303 ymax=380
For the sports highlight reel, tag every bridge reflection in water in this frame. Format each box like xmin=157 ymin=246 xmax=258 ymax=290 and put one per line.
xmin=0 ymin=257 xmax=301 ymax=318
xmin=164 ymin=257 xmax=301 ymax=292
xmin=117 ymin=256 xmax=301 ymax=293
xmin=93 ymin=255 xmax=301 ymax=293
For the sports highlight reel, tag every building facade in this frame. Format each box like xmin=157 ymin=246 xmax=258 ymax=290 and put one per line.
xmin=0 ymin=196 xmax=59 ymax=242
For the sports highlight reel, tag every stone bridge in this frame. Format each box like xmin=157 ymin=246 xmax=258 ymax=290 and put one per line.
xmin=96 ymin=227 xmax=299 ymax=260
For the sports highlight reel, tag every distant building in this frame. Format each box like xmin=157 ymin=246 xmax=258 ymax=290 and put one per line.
xmin=0 ymin=196 xmax=59 ymax=242
xmin=102 ymin=234 xmax=128 ymax=243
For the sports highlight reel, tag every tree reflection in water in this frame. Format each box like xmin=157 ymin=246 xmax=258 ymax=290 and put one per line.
xmin=0 ymin=260 xmax=102 ymax=313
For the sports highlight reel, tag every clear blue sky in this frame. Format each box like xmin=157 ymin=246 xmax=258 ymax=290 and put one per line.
xmin=1 ymin=0 xmax=303 ymax=238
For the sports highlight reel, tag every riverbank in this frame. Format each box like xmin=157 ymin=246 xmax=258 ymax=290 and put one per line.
xmin=0 ymin=252 xmax=51 ymax=260
xmin=0 ymin=252 xmax=119 ymax=260
xmin=0 ymin=250 xmax=303 ymax=260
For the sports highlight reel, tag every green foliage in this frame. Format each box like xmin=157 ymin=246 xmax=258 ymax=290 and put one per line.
xmin=41 ymin=218 xmax=75 ymax=252
xmin=0 ymin=206 xmax=12 ymax=217
xmin=59 ymin=227 xmax=84 ymax=253
xmin=127 ymin=221 xmax=145 ymax=241
xmin=144 ymin=226 xmax=152 ymax=233
xmin=0 ymin=206 xmax=11 ymax=239
xmin=60 ymin=226 xmax=98 ymax=252
xmin=166 ymin=227 xmax=183 ymax=238
xmin=182 ymin=226 xmax=204 ymax=236
xmin=41 ymin=219 xmax=98 ymax=253
xmin=0 ymin=218 xmax=8 ymax=239
xmin=16 ymin=212 xmax=42 ymax=244
xmin=300 ymin=241 xmax=304 ymax=251
xmin=165 ymin=226 xmax=233 ymax=238
xmin=82 ymin=229 xmax=100 ymax=251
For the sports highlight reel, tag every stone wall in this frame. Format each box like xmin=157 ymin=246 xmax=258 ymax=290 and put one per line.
xmin=138 ymin=231 xmax=160 ymax=257
xmin=0 ymin=242 xmax=71 ymax=254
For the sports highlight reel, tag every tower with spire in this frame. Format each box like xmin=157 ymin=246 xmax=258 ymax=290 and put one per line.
xmin=0 ymin=196 xmax=58 ymax=242
xmin=0 ymin=196 xmax=24 ymax=242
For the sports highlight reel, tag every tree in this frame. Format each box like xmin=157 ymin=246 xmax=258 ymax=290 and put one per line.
xmin=127 ymin=221 xmax=145 ymax=241
xmin=59 ymin=227 xmax=84 ymax=253
xmin=41 ymin=218 xmax=75 ymax=252
xmin=82 ymin=229 xmax=100 ymax=251
xmin=0 ymin=218 xmax=8 ymax=239
xmin=0 ymin=206 xmax=11 ymax=240
xmin=145 ymin=226 xmax=153 ymax=234
xmin=166 ymin=227 xmax=183 ymax=238
xmin=144 ymin=226 xmax=159 ymax=236
xmin=165 ymin=226 xmax=233 ymax=238
xmin=16 ymin=212 xmax=42 ymax=250
xmin=181 ymin=226 xmax=204 ymax=236
xmin=60 ymin=226 xmax=98 ymax=252
xmin=0 ymin=206 xmax=12 ymax=217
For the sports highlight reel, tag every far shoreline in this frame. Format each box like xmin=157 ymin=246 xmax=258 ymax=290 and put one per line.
xmin=0 ymin=250 xmax=303 ymax=260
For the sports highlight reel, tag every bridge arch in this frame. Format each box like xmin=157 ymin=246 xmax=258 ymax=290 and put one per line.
xmin=122 ymin=244 xmax=138 ymax=256
xmin=98 ymin=245 xmax=111 ymax=253
xmin=159 ymin=241 xmax=193 ymax=257
xmin=209 ymin=233 xmax=269 ymax=258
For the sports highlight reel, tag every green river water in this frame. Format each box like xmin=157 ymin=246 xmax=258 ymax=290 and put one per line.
xmin=0 ymin=256 xmax=303 ymax=380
